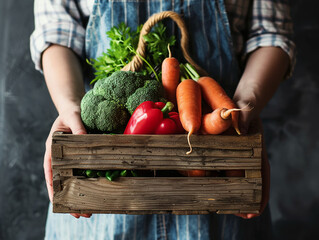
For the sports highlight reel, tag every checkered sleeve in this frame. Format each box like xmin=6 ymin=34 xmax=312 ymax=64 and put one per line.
xmin=30 ymin=0 xmax=88 ymax=72
xmin=245 ymin=0 xmax=296 ymax=78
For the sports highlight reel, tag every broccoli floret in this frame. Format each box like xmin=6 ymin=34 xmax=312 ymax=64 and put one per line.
xmin=93 ymin=71 xmax=146 ymax=105
xmin=81 ymin=89 xmax=129 ymax=132
xmin=81 ymin=70 xmax=165 ymax=133
xmin=126 ymin=80 xmax=164 ymax=114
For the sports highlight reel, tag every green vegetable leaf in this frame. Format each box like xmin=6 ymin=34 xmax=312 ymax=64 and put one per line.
xmin=88 ymin=22 xmax=176 ymax=84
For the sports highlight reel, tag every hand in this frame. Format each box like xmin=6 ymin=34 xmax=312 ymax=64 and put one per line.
xmin=44 ymin=105 xmax=91 ymax=219
xmin=232 ymin=100 xmax=270 ymax=219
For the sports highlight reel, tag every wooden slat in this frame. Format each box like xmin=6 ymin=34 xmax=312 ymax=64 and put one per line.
xmin=245 ymin=170 xmax=262 ymax=178
xmin=61 ymin=146 xmax=254 ymax=158
xmin=51 ymin=144 xmax=63 ymax=158
xmin=52 ymin=157 xmax=261 ymax=171
xmin=253 ymin=147 xmax=263 ymax=158
xmin=52 ymin=133 xmax=262 ymax=150
xmin=53 ymin=177 xmax=262 ymax=214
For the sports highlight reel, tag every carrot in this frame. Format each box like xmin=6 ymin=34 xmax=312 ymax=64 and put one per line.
xmin=176 ymin=79 xmax=202 ymax=154
xmin=197 ymin=76 xmax=241 ymax=135
xmin=200 ymin=107 xmax=243 ymax=135
xmin=161 ymin=44 xmax=180 ymax=108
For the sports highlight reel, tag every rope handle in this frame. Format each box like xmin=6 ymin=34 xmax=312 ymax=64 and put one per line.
xmin=121 ymin=11 xmax=208 ymax=76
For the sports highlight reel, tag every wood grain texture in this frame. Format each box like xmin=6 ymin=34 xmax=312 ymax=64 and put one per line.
xmin=52 ymin=121 xmax=263 ymax=214
xmin=53 ymin=177 xmax=262 ymax=214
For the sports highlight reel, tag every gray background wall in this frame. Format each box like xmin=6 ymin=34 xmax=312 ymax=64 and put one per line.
xmin=0 ymin=0 xmax=318 ymax=239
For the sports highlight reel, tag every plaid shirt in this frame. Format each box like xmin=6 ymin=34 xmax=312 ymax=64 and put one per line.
xmin=30 ymin=0 xmax=296 ymax=76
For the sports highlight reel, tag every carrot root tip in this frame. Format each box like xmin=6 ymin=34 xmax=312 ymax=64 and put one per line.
xmin=235 ymin=127 xmax=241 ymax=135
xmin=186 ymin=131 xmax=193 ymax=155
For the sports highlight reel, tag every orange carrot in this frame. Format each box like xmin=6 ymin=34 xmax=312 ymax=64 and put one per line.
xmin=162 ymin=45 xmax=180 ymax=108
xmin=197 ymin=76 xmax=241 ymax=135
xmin=176 ymin=79 xmax=202 ymax=154
xmin=200 ymin=107 xmax=243 ymax=135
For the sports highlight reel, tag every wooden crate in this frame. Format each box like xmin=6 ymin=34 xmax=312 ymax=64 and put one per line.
xmin=51 ymin=120 xmax=263 ymax=215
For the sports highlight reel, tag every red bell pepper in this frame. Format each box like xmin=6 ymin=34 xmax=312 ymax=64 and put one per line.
xmin=124 ymin=101 xmax=184 ymax=134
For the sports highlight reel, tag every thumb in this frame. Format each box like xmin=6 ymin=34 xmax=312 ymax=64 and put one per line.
xmin=236 ymin=101 xmax=252 ymax=135
xmin=66 ymin=114 xmax=87 ymax=135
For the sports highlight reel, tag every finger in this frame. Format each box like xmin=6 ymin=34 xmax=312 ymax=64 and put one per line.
xmin=64 ymin=112 xmax=87 ymax=135
xmin=260 ymin=138 xmax=270 ymax=214
xmin=44 ymin=118 xmax=71 ymax=203
xmin=235 ymin=101 xmax=252 ymax=135
xmin=238 ymin=110 xmax=251 ymax=135
xmin=247 ymin=213 xmax=258 ymax=219
xmin=234 ymin=213 xmax=260 ymax=219
xmin=70 ymin=213 xmax=80 ymax=219
xmin=44 ymin=143 xmax=53 ymax=203
xmin=70 ymin=213 xmax=92 ymax=219
xmin=234 ymin=213 xmax=249 ymax=219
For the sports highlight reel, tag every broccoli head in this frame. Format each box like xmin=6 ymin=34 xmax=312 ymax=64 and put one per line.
xmin=81 ymin=70 xmax=165 ymax=133
xmin=93 ymin=71 xmax=146 ymax=105
xmin=81 ymin=89 xmax=129 ymax=133
xmin=126 ymin=80 xmax=164 ymax=114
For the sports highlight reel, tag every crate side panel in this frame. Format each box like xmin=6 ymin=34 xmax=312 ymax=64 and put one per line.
xmin=52 ymin=133 xmax=262 ymax=150
xmin=53 ymin=177 xmax=262 ymax=214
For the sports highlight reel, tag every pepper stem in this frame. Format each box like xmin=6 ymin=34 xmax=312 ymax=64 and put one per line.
xmin=161 ymin=102 xmax=174 ymax=117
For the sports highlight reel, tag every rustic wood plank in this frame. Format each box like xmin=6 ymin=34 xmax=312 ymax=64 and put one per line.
xmin=52 ymin=133 xmax=262 ymax=150
xmin=51 ymin=144 xmax=63 ymax=158
xmin=253 ymin=147 xmax=263 ymax=158
xmin=57 ymin=169 xmax=73 ymax=177
xmin=245 ymin=170 xmax=262 ymax=178
xmin=53 ymin=177 xmax=262 ymax=214
xmin=61 ymin=146 xmax=254 ymax=158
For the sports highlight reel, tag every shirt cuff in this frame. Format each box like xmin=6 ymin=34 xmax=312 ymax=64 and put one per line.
xmin=243 ymin=33 xmax=296 ymax=79
xmin=30 ymin=20 xmax=86 ymax=72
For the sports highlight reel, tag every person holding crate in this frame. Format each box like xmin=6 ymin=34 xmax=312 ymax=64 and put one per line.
xmin=30 ymin=0 xmax=295 ymax=239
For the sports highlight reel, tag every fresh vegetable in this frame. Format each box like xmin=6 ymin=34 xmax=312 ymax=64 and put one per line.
xmin=124 ymin=101 xmax=184 ymax=134
xmin=106 ymin=170 xmax=121 ymax=181
xmin=197 ymin=76 xmax=241 ymax=135
xmin=200 ymin=107 xmax=243 ymax=135
xmin=179 ymin=63 xmax=200 ymax=81
xmin=161 ymin=44 xmax=180 ymax=108
xmin=85 ymin=170 xmax=97 ymax=178
xmin=126 ymin=80 xmax=164 ymax=115
xmin=176 ymin=79 xmax=202 ymax=154
xmin=88 ymin=22 xmax=176 ymax=84
xmin=93 ymin=70 xmax=147 ymax=105
xmin=81 ymin=71 xmax=164 ymax=133
xmin=80 ymin=89 xmax=129 ymax=133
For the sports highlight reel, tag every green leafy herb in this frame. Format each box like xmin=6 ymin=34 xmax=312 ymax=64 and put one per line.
xmin=87 ymin=22 xmax=176 ymax=84
xmin=143 ymin=23 xmax=176 ymax=67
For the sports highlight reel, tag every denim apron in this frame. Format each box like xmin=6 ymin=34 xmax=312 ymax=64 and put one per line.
xmin=45 ymin=0 xmax=272 ymax=239
xmin=85 ymin=0 xmax=240 ymax=97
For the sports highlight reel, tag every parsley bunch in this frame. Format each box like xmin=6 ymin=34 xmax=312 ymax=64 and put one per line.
xmin=87 ymin=22 xmax=176 ymax=84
